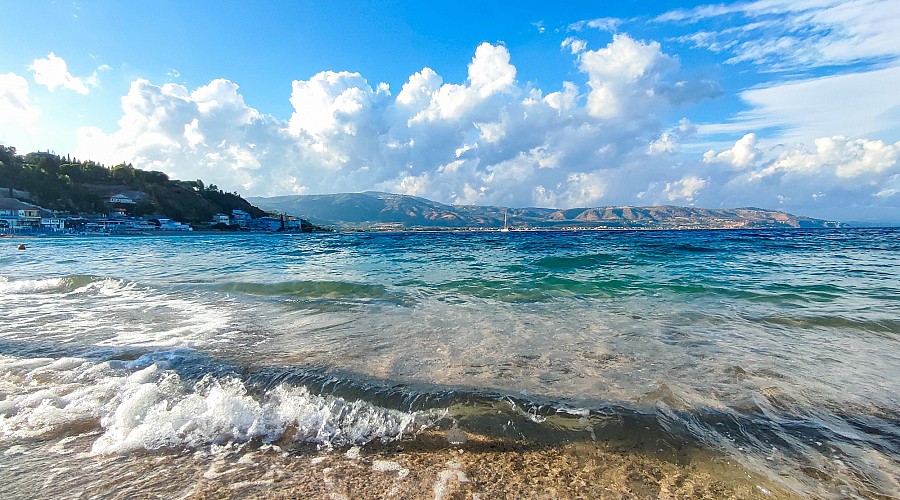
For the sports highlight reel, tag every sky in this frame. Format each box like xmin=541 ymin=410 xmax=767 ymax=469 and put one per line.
xmin=1 ymin=0 xmax=899 ymax=221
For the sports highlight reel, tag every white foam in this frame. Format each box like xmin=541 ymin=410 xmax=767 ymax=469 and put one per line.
xmin=0 ymin=278 xmax=64 ymax=294
xmin=0 ymin=353 xmax=440 ymax=454
xmin=3 ymin=445 xmax=27 ymax=456
xmin=0 ymin=274 xmax=233 ymax=349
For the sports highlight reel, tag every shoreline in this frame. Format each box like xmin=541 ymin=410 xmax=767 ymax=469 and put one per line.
xmin=2 ymin=428 xmax=800 ymax=499
xmin=3 ymin=225 xmax=891 ymax=240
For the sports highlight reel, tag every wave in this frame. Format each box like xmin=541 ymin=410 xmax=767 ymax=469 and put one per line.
xmin=532 ymin=253 xmax=617 ymax=269
xmin=217 ymin=280 xmax=395 ymax=301
xmin=0 ymin=352 xmax=443 ymax=454
xmin=753 ymin=315 xmax=900 ymax=335
xmin=1 ymin=348 xmax=897 ymax=497
xmin=432 ymin=275 xmax=857 ymax=304
xmin=0 ymin=275 xmax=123 ymax=295
xmin=435 ymin=276 xmax=635 ymax=302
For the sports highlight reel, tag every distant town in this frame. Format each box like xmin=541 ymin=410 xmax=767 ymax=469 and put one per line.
xmin=0 ymin=190 xmax=308 ymax=236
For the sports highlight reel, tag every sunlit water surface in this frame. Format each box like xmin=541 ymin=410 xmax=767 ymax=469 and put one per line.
xmin=1 ymin=229 xmax=897 ymax=498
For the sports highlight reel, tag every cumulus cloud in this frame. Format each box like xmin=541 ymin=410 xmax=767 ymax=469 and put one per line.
xmin=576 ymin=34 xmax=719 ymax=121
xmin=71 ymin=37 xmax=898 ymax=220
xmin=77 ymin=78 xmax=296 ymax=193
xmin=579 ymin=34 xmax=677 ymax=119
xmin=71 ymin=39 xmax=715 ymax=209
xmin=648 ymin=119 xmax=697 ymax=155
xmin=691 ymin=134 xmax=900 ymax=219
xmin=751 ymin=136 xmax=899 ymax=180
xmin=664 ymin=175 xmax=707 ymax=202
xmin=703 ymin=132 xmax=762 ymax=168
xmin=0 ymin=73 xmax=40 ymax=145
xmin=78 ymin=38 xmax=710 ymax=208
xmin=28 ymin=53 xmax=102 ymax=94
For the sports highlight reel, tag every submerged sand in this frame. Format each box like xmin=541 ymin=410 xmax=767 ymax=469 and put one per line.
xmin=35 ymin=430 xmax=793 ymax=500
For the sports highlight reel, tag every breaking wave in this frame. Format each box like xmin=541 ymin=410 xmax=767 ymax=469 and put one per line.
xmin=0 ymin=352 xmax=442 ymax=455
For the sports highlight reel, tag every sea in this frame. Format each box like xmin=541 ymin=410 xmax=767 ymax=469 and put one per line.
xmin=0 ymin=229 xmax=897 ymax=499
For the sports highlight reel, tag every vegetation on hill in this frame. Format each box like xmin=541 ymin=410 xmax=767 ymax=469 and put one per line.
xmin=0 ymin=146 xmax=266 ymax=224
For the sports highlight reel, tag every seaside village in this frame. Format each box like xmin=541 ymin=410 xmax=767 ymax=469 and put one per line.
xmin=0 ymin=189 xmax=302 ymax=236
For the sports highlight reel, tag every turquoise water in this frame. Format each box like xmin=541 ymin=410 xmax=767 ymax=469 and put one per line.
xmin=0 ymin=229 xmax=898 ymax=497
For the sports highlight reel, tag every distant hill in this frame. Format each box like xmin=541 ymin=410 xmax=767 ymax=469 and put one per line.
xmin=0 ymin=146 xmax=266 ymax=225
xmin=248 ymin=191 xmax=847 ymax=230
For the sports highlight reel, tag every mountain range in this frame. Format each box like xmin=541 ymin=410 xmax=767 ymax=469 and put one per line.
xmin=248 ymin=192 xmax=846 ymax=230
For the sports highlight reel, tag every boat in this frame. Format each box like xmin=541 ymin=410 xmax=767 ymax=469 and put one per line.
xmin=499 ymin=210 xmax=510 ymax=232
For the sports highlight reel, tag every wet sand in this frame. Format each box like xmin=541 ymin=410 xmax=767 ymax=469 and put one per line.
xmin=9 ymin=428 xmax=790 ymax=500
xmin=200 ymin=434 xmax=797 ymax=499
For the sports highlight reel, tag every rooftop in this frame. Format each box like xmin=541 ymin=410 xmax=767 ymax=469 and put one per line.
xmin=0 ymin=197 xmax=39 ymax=211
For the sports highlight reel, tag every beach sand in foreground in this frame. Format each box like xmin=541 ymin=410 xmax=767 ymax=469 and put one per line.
xmin=15 ymin=429 xmax=794 ymax=500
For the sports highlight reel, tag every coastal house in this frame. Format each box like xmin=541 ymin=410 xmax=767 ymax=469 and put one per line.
xmin=212 ymin=213 xmax=230 ymax=225
xmin=282 ymin=215 xmax=303 ymax=230
xmin=108 ymin=193 xmax=136 ymax=205
xmin=156 ymin=218 xmax=193 ymax=231
xmin=231 ymin=209 xmax=251 ymax=228
xmin=0 ymin=197 xmax=42 ymax=233
xmin=85 ymin=219 xmax=129 ymax=232
xmin=106 ymin=191 xmax=147 ymax=205
xmin=250 ymin=216 xmax=283 ymax=231
xmin=41 ymin=217 xmax=67 ymax=232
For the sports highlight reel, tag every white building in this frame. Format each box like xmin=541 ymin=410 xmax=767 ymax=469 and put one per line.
xmin=0 ymin=198 xmax=42 ymax=233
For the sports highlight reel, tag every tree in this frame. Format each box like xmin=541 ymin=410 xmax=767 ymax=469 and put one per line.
xmin=111 ymin=163 xmax=136 ymax=184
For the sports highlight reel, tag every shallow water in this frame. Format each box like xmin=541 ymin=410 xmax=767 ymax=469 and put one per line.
xmin=1 ymin=229 xmax=898 ymax=498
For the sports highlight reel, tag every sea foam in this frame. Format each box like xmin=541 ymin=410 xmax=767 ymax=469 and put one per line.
xmin=0 ymin=353 xmax=440 ymax=454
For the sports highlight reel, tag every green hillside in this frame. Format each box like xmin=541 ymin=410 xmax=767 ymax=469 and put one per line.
xmin=0 ymin=146 xmax=266 ymax=224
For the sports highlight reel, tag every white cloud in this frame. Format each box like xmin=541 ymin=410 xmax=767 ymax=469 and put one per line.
xmin=28 ymin=53 xmax=96 ymax=94
xmin=0 ymin=73 xmax=40 ymax=146
xmin=699 ymin=64 xmax=900 ymax=144
xmin=562 ymin=171 xmax=607 ymax=206
xmin=467 ymin=43 xmax=517 ymax=97
xmin=751 ymin=136 xmax=900 ymax=180
xmin=663 ymin=175 xmax=707 ymax=202
xmin=396 ymin=68 xmax=442 ymax=110
xmin=70 ymin=39 xmax=899 ymax=220
xmin=543 ymin=81 xmax=579 ymax=113
xmin=577 ymin=34 xmax=716 ymax=120
xmin=568 ymin=17 xmax=622 ymax=33
xmin=703 ymin=133 xmax=762 ymax=168
xmin=70 ymin=39 xmax=724 ymax=209
xmin=289 ymin=71 xmax=385 ymax=137
xmin=661 ymin=0 xmax=900 ymax=72
xmin=686 ymin=133 xmax=900 ymax=219
xmin=77 ymin=78 xmax=298 ymax=193
xmin=561 ymin=37 xmax=587 ymax=55
xmin=649 ymin=119 xmax=697 ymax=155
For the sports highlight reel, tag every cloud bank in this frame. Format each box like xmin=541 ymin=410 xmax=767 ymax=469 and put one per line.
xmin=71 ymin=34 xmax=898 ymax=220
xmin=0 ymin=72 xmax=40 ymax=148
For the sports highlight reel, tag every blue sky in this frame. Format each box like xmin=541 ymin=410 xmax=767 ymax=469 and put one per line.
xmin=2 ymin=0 xmax=899 ymax=221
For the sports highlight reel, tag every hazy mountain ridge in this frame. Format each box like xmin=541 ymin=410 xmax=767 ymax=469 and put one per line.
xmin=248 ymin=191 xmax=847 ymax=230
